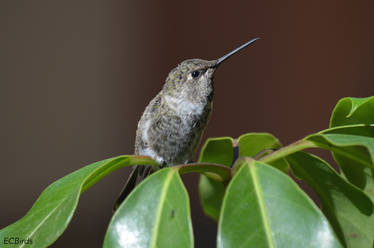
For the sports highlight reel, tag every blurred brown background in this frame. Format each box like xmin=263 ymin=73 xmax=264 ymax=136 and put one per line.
xmin=1 ymin=0 xmax=374 ymax=247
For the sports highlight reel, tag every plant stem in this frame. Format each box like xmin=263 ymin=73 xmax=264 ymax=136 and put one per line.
xmin=259 ymin=139 xmax=317 ymax=164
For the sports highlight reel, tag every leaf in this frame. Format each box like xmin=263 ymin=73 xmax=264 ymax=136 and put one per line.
xmin=198 ymin=137 xmax=233 ymax=221
xmin=323 ymin=124 xmax=374 ymax=137
xmin=104 ymin=168 xmax=193 ymax=248
xmin=307 ymin=133 xmax=374 ymax=168
xmin=198 ymin=175 xmax=225 ymax=222
xmin=238 ymin=132 xmax=289 ymax=173
xmin=329 ymin=96 xmax=374 ymax=199
xmin=330 ymin=96 xmax=374 ymax=127
xmin=287 ymin=152 xmax=374 ymax=248
xmin=327 ymin=96 xmax=374 ymax=247
xmin=306 ymin=126 xmax=374 ymax=189
xmin=238 ymin=132 xmax=281 ymax=157
xmin=218 ymin=158 xmax=342 ymax=248
xmin=198 ymin=136 xmax=234 ymax=166
xmin=0 ymin=155 xmax=158 ymax=248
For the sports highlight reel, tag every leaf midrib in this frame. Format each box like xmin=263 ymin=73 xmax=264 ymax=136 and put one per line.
xmin=248 ymin=164 xmax=275 ymax=248
xmin=150 ymin=170 xmax=174 ymax=248
xmin=20 ymin=197 xmax=68 ymax=248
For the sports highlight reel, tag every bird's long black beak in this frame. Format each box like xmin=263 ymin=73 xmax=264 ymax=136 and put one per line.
xmin=214 ymin=37 xmax=260 ymax=67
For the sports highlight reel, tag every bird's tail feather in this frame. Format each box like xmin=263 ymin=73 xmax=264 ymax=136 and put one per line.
xmin=113 ymin=165 xmax=152 ymax=211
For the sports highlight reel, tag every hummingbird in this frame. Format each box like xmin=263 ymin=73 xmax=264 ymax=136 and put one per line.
xmin=114 ymin=38 xmax=260 ymax=210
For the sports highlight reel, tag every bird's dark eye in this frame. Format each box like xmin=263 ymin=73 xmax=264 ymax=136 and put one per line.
xmin=191 ymin=70 xmax=200 ymax=78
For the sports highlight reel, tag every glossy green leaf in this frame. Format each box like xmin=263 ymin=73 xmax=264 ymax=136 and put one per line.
xmin=238 ymin=132 xmax=289 ymax=173
xmin=238 ymin=132 xmax=281 ymax=157
xmin=329 ymin=96 xmax=374 ymax=198
xmin=327 ymin=96 xmax=374 ymax=247
xmin=287 ymin=152 xmax=374 ymax=248
xmin=306 ymin=127 xmax=374 ymax=189
xmin=180 ymin=162 xmax=232 ymax=222
xmin=0 ymin=155 xmax=158 ymax=248
xmin=198 ymin=136 xmax=234 ymax=166
xmin=323 ymin=124 xmax=374 ymax=137
xmin=198 ymin=137 xmax=233 ymax=221
xmin=218 ymin=158 xmax=342 ymax=248
xmin=198 ymin=175 xmax=225 ymax=222
xmin=307 ymin=133 xmax=374 ymax=168
xmin=104 ymin=168 xmax=193 ymax=248
xmin=302 ymin=125 xmax=374 ymax=189
xmin=330 ymin=96 xmax=374 ymax=127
